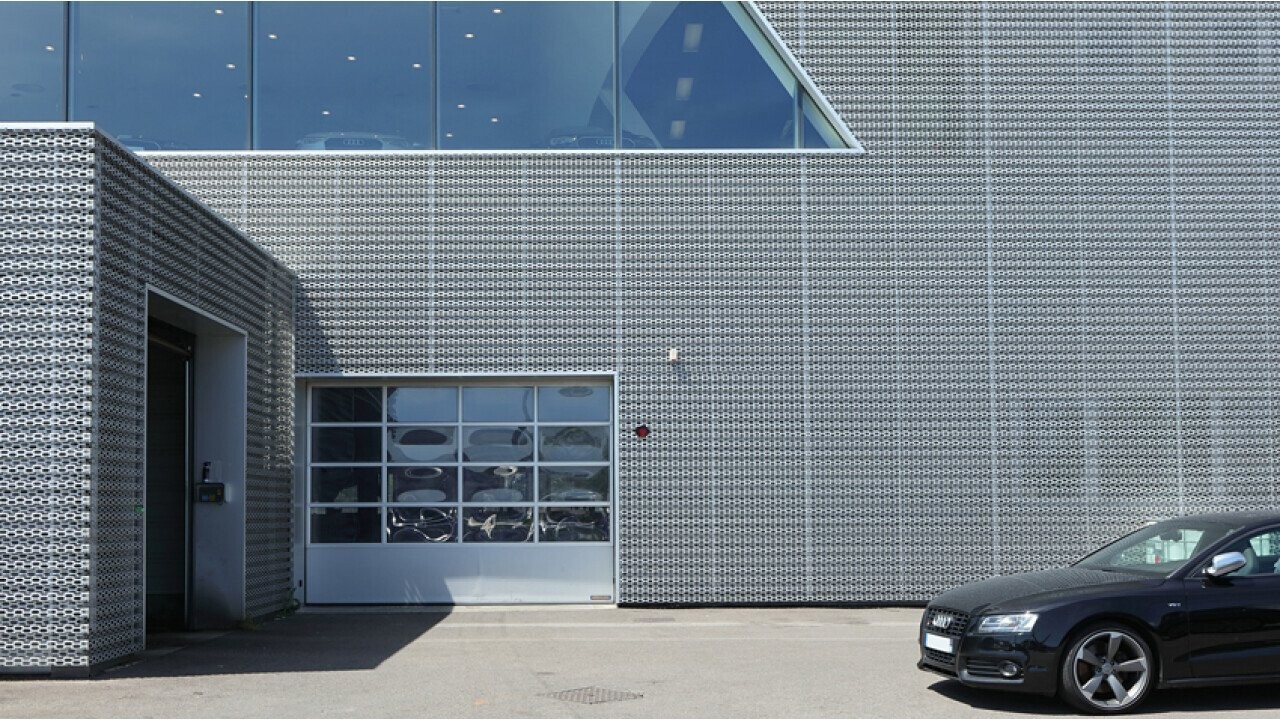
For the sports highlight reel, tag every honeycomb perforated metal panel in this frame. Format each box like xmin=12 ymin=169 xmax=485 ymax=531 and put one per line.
xmin=0 ymin=126 xmax=295 ymax=671
xmin=0 ymin=127 xmax=96 ymax=669
xmin=142 ymin=2 xmax=1280 ymax=605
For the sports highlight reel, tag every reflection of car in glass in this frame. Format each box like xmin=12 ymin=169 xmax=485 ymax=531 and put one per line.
xmin=463 ymin=507 xmax=532 ymax=542
xmin=387 ymin=427 xmax=456 ymax=463
xmin=116 ymin=135 xmax=169 ymax=151
xmin=388 ymin=507 xmax=455 ymax=543
xmin=540 ymin=507 xmax=608 ymax=542
xmin=462 ymin=428 xmax=533 ymax=462
xmin=540 ymin=426 xmax=606 ymax=461
xmin=919 ymin=512 xmax=1280 ymax=714
xmin=545 ymin=126 xmax=657 ymax=149
xmin=296 ymin=132 xmax=412 ymax=150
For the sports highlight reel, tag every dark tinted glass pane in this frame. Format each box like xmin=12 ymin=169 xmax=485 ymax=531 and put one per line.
xmin=540 ymin=467 xmax=609 ymax=502
xmin=312 ymin=427 xmax=381 ymax=462
xmin=0 ymin=3 xmax=65 ymax=121
xmin=312 ymin=387 xmax=381 ymax=422
xmin=387 ymin=386 xmax=457 ymax=422
xmin=539 ymin=425 xmax=609 ymax=462
xmin=619 ymin=1 xmax=796 ymax=149
xmin=311 ymin=466 xmax=382 ymax=503
xmin=389 ymin=466 xmax=457 ymax=503
xmin=462 ymin=426 xmax=533 ymax=463
xmin=463 ymin=466 xmax=531 ymax=503
xmin=311 ymin=507 xmax=381 ymax=543
xmin=255 ymin=2 xmax=431 ymax=150
xmin=437 ymin=1 xmax=613 ymax=149
xmin=462 ymin=507 xmax=532 ymax=542
xmin=388 ymin=507 xmax=457 ymax=543
xmin=461 ymin=386 xmax=533 ymax=422
xmin=71 ymin=2 xmax=249 ymax=149
xmin=537 ymin=385 xmax=609 ymax=422
xmin=802 ymin=91 xmax=842 ymax=149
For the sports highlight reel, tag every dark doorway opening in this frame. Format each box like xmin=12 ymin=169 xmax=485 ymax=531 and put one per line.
xmin=146 ymin=317 xmax=195 ymax=635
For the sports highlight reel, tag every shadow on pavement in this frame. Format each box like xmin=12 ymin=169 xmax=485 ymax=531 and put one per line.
xmin=929 ymin=679 xmax=1280 ymax=716
xmin=104 ymin=611 xmax=450 ymax=678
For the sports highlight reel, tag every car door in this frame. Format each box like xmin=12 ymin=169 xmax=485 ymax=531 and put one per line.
xmin=1184 ymin=526 xmax=1280 ymax=680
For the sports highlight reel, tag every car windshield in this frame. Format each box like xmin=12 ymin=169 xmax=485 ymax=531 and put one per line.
xmin=1074 ymin=519 xmax=1238 ymax=576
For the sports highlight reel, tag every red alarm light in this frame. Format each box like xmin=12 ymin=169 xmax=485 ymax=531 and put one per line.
xmin=634 ymin=424 xmax=650 ymax=438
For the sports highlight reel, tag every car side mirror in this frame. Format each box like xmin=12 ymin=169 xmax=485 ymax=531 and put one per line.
xmin=1205 ymin=551 xmax=1247 ymax=578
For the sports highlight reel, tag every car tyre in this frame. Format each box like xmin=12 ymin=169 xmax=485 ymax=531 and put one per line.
xmin=1058 ymin=623 xmax=1155 ymax=714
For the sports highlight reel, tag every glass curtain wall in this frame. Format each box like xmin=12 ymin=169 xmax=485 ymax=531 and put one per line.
xmin=0 ymin=1 xmax=851 ymax=150
xmin=0 ymin=3 xmax=65 ymax=121
xmin=254 ymin=2 xmax=433 ymax=150
xmin=70 ymin=2 xmax=250 ymax=150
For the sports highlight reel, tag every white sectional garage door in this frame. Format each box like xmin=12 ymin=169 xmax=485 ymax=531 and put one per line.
xmin=304 ymin=380 xmax=614 ymax=604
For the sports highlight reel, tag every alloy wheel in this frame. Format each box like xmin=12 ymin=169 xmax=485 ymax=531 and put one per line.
xmin=1070 ymin=630 xmax=1151 ymax=711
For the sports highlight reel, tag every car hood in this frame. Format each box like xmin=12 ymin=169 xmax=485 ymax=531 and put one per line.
xmin=930 ymin=566 xmax=1161 ymax=615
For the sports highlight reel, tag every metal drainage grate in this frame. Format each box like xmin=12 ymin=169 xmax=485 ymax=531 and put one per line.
xmin=543 ymin=686 xmax=643 ymax=705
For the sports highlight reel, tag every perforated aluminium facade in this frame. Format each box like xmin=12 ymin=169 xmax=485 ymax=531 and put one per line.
xmin=0 ymin=126 xmax=294 ymax=671
xmin=142 ymin=2 xmax=1279 ymax=606
xmin=2 ymin=3 xmax=1280 ymax=668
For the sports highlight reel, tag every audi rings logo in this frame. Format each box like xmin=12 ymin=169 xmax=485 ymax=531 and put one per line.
xmin=930 ymin=613 xmax=954 ymax=630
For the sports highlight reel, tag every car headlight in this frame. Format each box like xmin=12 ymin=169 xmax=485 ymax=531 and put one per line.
xmin=973 ymin=612 xmax=1038 ymax=634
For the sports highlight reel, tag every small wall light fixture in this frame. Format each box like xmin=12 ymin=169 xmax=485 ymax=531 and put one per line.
xmin=668 ymin=348 xmax=679 ymax=363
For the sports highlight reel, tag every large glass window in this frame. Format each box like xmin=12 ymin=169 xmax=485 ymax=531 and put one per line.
xmin=618 ymin=1 xmax=797 ymax=149
xmin=254 ymin=2 xmax=432 ymax=150
xmin=309 ymin=382 xmax=612 ymax=544
xmin=70 ymin=2 xmax=249 ymax=150
xmin=50 ymin=1 xmax=854 ymax=151
xmin=0 ymin=3 xmax=65 ymax=121
xmin=437 ymin=2 xmax=613 ymax=149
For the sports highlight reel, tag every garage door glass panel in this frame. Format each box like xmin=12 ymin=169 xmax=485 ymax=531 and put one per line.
xmin=540 ymin=467 xmax=610 ymax=502
xmin=540 ymin=507 xmax=609 ymax=542
xmin=388 ymin=425 xmax=457 ymax=462
xmin=462 ymin=386 xmax=533 ymax=422
xmin=464 ymin=466 xmax=532 ymax=502
xmin=389 ymin=466 xmax=457 ymax=502
xmin=312 ymin=507 xmax=381 ymax=543
xmin=388 ymin=507 xmax=457 ymax=543
xmin=388 ymin=386 xmax=457 ymax=422
xmin=537 ymin=386 xmax=610 ymax=422
xmin=312 ymin=467 xmax=382 ymax=503
xmin=539 ymin=425 xmax=609 ymax=462
xmin=312 ymin=426 xmax=381 ymax=463
xmin=463 ymin=507 xmax=533 ymax=542
xmin=462 ymin=426 xmax=534 ymax=462
xmin=313 ymin=386 xmax=382 ymax=422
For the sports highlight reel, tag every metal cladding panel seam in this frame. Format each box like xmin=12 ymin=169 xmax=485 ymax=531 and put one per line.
xmin=143 ymin=2 xmax=1280 ymax=604
xmin=89 ymin=132 xmax=296 ymax=666
xmin=0 ymin=127 xmax=96 ymax=668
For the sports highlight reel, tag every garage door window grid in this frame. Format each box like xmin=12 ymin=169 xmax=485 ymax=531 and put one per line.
xmin=308 ymin=384 xmax=611 ymax=544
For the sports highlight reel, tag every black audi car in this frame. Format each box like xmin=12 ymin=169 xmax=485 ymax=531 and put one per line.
xmin=919 ymin=511 xmax=1280 ymax=714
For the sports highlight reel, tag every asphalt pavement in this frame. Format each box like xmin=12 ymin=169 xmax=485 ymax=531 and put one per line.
xmin=2 ymin=606 xmax=1278 ymax=718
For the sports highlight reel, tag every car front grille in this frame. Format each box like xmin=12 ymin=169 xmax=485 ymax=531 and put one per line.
xmin=921 ymin=607 xmax=971 ymax=669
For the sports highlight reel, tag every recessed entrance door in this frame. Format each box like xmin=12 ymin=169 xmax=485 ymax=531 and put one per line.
xmin=145 ymin=318 xmax=194 ymax=632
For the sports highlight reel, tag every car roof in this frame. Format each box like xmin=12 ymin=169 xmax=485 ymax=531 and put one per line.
xmin=1164 ymin=510 xmax=1280 ymax=529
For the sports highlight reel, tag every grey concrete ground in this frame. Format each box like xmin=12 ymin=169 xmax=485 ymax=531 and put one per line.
xmin=2 ymin=607 xmax=1279 ymax=718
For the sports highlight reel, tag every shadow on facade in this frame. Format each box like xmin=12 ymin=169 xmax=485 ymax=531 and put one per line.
xmin=294 ymin=287 xmax=340 ymax=375
xmin=104 ymin=612 xmax=451 ymax=678
xmin=927 ymin=679 xmax=1280 ymax=715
